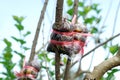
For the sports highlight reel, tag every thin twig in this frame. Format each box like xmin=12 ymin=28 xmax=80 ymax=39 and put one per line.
xmin=101 ymin=0 xmax=112 ymax=27
xmin=73 ymin=0 xmax=79 ymax=16
xmin=29 ymin=0 xmax=49 ymax=63
xmin=74 ymin=70 xmax=90 ymax=79
xmin=55 ymin=0 xmax=64 ymax=80
xmin=88 ymin=51 xmax=95 ymax=70
xmin=36 ymin=41 xmax=48 ymax=54
xmin=82 ymin=33 xmax=120 ymax=58
xmin=98 ymin=0 xmax=112 ymax=59
xmin=41 ymin=24 xmax=50 ymax=80
xmin=111 ymin=0 xmax=120 ymax=45
xmin=63 ymin=54 xmax=72 ymax=80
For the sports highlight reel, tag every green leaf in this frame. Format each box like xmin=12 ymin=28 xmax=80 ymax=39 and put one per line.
xmin=67 ymin=0 xmax=73 ymax=6
xmin=91 ymin=4 xmax=101 ymax=14
xmin=2 ymin=72 xmax=8 ymax=76
xmin=23 ymin=31 xmax=31 ymax=37
xmin=52 ymin=60 xmax=55 ymax=65
xmin=96 ymin=9 xmax=101 ymax=14
xmin=109 ymin=44 xmax=119 ymax=55
xmin=3 ymin=39 xmax=12 ymax=47
xmin=9 ymin=63 xmax=16 ymax=70
xmin=46 ymin=55 xmax=51 ymax=62
xmin=111 ymin=69 xmax=119 ymax=74
xmin=13 ymin=16 xmax=24 ymax=24
xmin=100 ymin=77 xmax=106 ymax=80
xmin=79 ymin=2 xmax=84 ymax=7
xmin=84 ymin=16 xmax=96 ymax=24
xmin=23 ymin=46 xmax=30 ymax=50
xmin=41 ymin=65 xmax=48 ymax=69
xmin=63 ymin=57 xmax=67 ymax=64
xmin=14 ymin=51 xmax=25 ymax=58
xmin=79 ymin=11 xmax=85 ymax=16
xmin=15 ymin=24 xmax=24 ymax=31
xmin=106 ymin=74 xmax=115 ymax=80
xmin=91 ymin=27 xmax=98 ymax=33
xmin=84 ymin=6 xmax=92 ymax=14
xmin=11 ymin=36 xmax=26 ymax=45
xmin=3 ymin=52 xmax=13 ymax=61
xmin=91 ymin=3 xmax=99 ymax=10
xmin=38 ymin=52 xmax=44 ymax=60
xmin=67 ymin=8 xmax=73 ymax=16
xmin=106 ymin=69 xmax=119 ymax=80
xmin=96 ymin=17 xmax=101 ymax=23
xmin=49 ymin=71 xmax=54 ymax=76
xmin=19 ymin=39 xmax=26 ymax=45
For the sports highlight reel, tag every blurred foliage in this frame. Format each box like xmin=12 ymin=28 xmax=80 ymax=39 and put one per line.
xmin=0 ymin=39 xmax=16 ymax=80
xmin=0 ymin=16 xmax=30 ymax=80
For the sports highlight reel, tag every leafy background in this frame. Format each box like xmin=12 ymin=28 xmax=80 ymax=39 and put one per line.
xmin=0 ymin=0 xmax=120 ymax=80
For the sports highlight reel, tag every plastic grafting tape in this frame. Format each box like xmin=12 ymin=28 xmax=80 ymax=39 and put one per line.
xmin=24 ymin=66 xmax=39 ymax=72
xmin=25 ymin=74 xmax=36 ymax=79
xmin=53 ymin=30 xmax=92 ymax=37
xmin=51 ymin=40 xmax=85 ymax=46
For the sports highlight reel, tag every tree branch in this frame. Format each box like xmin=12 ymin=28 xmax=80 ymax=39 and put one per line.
xmin=84 ymin=47 xmax=120 ymax=80
xmin=63 ymin=54 xmax=72 ymax=80
xmin=55 ymin=0 xmax=64 ymax=80
xmin=29 ymin=0 xmax=49 ymax=63
xmin=73 ymin=0 xmax=79 ymax=16
xmin=82 ymin=32 xmax=120 ymax=58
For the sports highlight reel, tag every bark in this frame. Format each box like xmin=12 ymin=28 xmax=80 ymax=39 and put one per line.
xmin=55 ymin=0 xmax=64 ymax=80
xmin=84 ymin=47 xmax=120 ymax=80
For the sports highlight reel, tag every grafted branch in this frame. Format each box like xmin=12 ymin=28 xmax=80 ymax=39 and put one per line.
xmin=55 ymin=0 xmax=64 ymax=80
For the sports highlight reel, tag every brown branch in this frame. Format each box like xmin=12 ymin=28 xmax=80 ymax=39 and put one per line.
xmin=55 ymin=0 xmax=64 ymax=29
xmin=55 ymin=0 xmax=64 ymax=80
xmin=82 ymin=32 xmax=120 ymax=58
xmin=29 ymin=0 xmax=49 ymax=63
xmin=73 ymin=0 xmax=79 ymax=16
xmin=55 ymin=50 xmax=61 ymax=80
xmin=74 ymin=70 xmax=90 ymax=79
xmin=63 ymin=54 xmax=72 ymax=80
xmin=84 ymin=47 xmax=120 ymax=80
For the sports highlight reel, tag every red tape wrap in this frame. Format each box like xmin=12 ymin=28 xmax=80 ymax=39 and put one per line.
xmin=50 ymin=30 xmax=91 ymax=55
xmin=15 ymin=66 xmax=38 ymax=79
